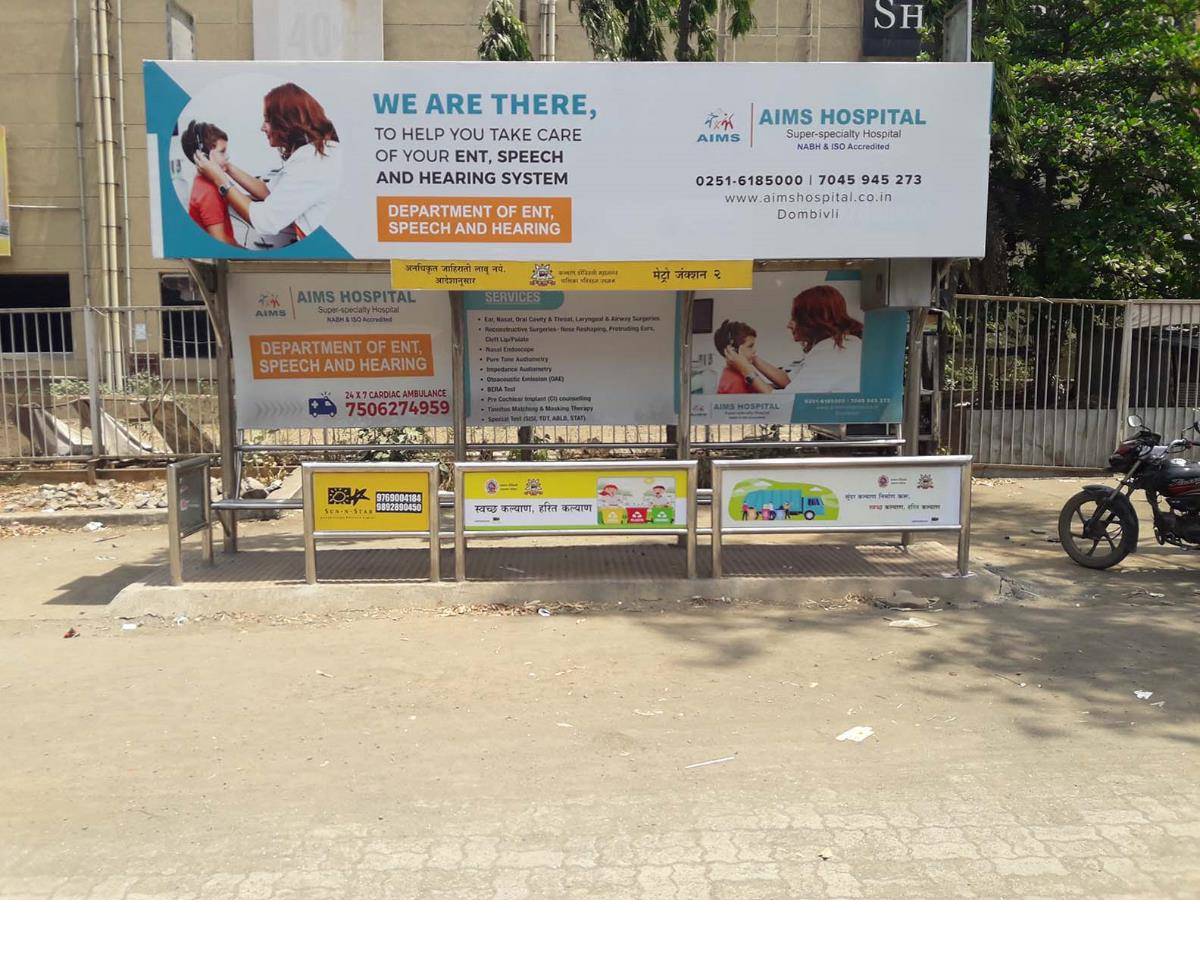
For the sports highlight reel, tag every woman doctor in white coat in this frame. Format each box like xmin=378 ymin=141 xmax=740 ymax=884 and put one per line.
xmin=194 ymin=82 xmax=341 ymax=247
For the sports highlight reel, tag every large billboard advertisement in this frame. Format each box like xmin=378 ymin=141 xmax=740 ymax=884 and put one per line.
xmin=689 ymin=271 xmax=906 ymax=424
xmin=144 ymin=60 xmax=993 ymax=261
xmin=227 ymin=272 xmax=453 ymax=429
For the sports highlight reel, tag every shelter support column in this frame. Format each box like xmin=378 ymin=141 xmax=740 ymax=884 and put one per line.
xmin=187 ymin=259 xmax=238 ymax=554
xmin=450 ymin=292 xmax=468 ymax=462
xmin=676 ymin=290 xmax=695 ymax=461
xmin=901 ymin=305 xmax=928 ymax=549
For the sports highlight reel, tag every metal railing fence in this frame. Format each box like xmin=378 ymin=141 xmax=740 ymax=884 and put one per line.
xmin=942 ymin=297 xmax=1200 ymax=469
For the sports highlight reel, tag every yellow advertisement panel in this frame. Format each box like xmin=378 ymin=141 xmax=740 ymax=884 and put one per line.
xmin=0 ymin=126 xmax=10 ymax=257
xmin=391 ymin=260 xmax=752 ymax=291
xmin=462 ymin=467 xmax=689 ymax=532
xmin=311 ymin=470 xmax=431 ymax=533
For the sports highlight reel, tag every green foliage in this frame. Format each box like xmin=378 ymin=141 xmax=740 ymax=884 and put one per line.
xmin=925 ymin=0 xmax=1200 ymax=299
xmin=478 ymin=0 xmax=534 ymax=61
xmin=572 ymin=0 xmax=754 ymax=62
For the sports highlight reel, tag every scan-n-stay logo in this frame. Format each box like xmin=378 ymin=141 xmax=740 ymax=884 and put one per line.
xmin=698 ymin=109 xmax=740 ymax=143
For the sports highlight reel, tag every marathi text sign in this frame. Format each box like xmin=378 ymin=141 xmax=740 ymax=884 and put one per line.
xmin=391 ymin=260 xmax=752 ymax=291
xmin=718 ymin=459 xmax=962 ymax=531
xmin=227 ymin=272 xmax=452 ymax=429
xmin=462 ymin=468 xmax=690 ymax=532
xmin=311 ymin=469 xmax=432 ymax=533
xmin=144 ymin=60 xmax=993 ymax=261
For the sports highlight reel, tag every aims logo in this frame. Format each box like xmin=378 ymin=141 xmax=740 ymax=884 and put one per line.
xmin=698 ymin=109 xmax=740 ymax=143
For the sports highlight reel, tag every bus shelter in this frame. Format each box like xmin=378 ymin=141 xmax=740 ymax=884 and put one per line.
xmin=142 ymin=57 xmax=994 ymax=583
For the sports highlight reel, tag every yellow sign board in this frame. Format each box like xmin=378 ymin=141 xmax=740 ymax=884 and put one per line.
xmin=0 ymin=126 xmax=10 ymax=257
xmin=311 ymin=470 xmax=431 ymax=533
xmin=390 ymin=260 xmax=752 ymax=291
xmin=461 ymin=467 xmax=689 ymax=532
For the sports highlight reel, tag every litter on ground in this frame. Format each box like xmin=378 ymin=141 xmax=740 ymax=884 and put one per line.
xmin=836 ymin=726 xmax=875 ymax=743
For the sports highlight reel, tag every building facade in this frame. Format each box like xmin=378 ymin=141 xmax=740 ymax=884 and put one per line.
xmin=0 ymin=0 xmax=919 ymax=376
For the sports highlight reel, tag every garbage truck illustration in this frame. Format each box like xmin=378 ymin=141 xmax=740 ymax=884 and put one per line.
xmin=308 ymin=393 xmax=338 ymax=418
xmin=729 ymin=479 xmax=839 ymax=522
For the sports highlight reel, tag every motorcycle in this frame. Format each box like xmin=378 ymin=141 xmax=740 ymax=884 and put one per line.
xmin=1058 ymin=413 xmax=1200 ymax=569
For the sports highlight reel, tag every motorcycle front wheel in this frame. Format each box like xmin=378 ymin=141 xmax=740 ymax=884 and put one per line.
xmin=1058 ymin=489 xmax=1135 ymax=569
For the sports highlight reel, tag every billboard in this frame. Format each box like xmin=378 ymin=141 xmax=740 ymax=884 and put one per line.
xmin=391 ymin=260 xmax=752 ymax=291
xmin=461 ymin=467 xmax=690 ymax=532
xmin=689 ymin=271 xmax=906 ymax=424
xmin=310 ymin=468 xmax=432 ymax=533
xmin=717 ymin=459 xmax=962 ymax=530
xmin=227 ymin=272 xmax=453 ymax=429
xmin=464 ymin=290 xmax=678 ymax=426
xmin=144 ymin=60 xmax=993 ymax=261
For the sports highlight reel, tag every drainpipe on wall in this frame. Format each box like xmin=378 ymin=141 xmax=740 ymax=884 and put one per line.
xmin=93 ymin=0 xmax=124 ymax=386
xmin=539 ymin=0 xmax=556 ymax=61
xmin=87 ymin=0 xmax=111 ymax=316
xmin=71 ymin=0 xmax=92 ymax=308
xmin=114 ymin=0 xmax=133 ymax=311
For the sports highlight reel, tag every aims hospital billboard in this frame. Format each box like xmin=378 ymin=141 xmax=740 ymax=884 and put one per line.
xmin=144 ymin=60 xmax=993 ymax=262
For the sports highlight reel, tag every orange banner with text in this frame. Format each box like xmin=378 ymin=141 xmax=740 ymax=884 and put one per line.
xmin=249 ymin=333 xmax=434 ymax=380
xmin=376 ymin=196 xmax=572 ymax=243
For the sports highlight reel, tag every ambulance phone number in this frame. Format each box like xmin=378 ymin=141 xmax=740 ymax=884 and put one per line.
xmin=346 ymin=400 xmax=451 ymax=417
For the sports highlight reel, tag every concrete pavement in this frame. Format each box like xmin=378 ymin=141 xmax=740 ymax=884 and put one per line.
xmin=0 ymin=477 xmax=1197 ymax=898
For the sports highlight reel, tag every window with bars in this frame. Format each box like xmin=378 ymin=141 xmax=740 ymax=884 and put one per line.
xmin=160 ymin=273 xmax=215 ymax=359
xmin=0 ymin=274 xmax=74 ymax=354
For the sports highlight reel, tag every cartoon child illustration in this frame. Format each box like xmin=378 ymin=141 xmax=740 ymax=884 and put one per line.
xmin=599 ymin=483 xmax=620 ymax=500
xmin=713 ymin=320 xmax=790 ymax=395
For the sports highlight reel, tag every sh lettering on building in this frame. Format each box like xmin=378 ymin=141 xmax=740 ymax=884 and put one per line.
xmin=862 ymin=0 xmax=926 ymax=57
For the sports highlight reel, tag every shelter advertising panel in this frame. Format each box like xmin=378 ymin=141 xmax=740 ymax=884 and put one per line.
xmin=310 ymin=468 xmax=432 ymax=533
xmin=464 ymin=291 xmax=678 ymax=426
xmin=718 ymin=459 xmax=962 ymax=531
xmin=689 ymin=271 xmax=906 ymax=424
xmin=461 ymin=467 xmax=690 ymax=532
xmin=144 ymin=60 xmax=993 ymax=260
xmin=175 ymin=463 xmax=209 ymax=537
xmin=227 ymin=272 xmax=452 ymax=429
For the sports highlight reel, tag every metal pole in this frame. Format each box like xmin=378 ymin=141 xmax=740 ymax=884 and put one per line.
xmin=710 ymin=462 xmax=723 ymax=578
xmin=901 ymin=306 xmax=928 ymax=547
xmin=303 ymin=464 xmax=317 ymax=585
xmin=213 ymin=263 xmax=239 ymax=553
xmin=686 ymin=461 xmax=697 ymax=579
xmin=454 ymin=463 xmax=467 ymax=582
xmin=450 ymin=292 xmax=468 ymax=463
xmin=201 ymin=459 xmax=214 ymax=565
xmin=71 ymin=0 xmax=92 ymax=308
xmin=427 ymin=464 xmax=441 ymax=583
xmin=167 ymin=461 xmax=183 ymax=586
xmin=83 ymin=308 xmax=105 ymax=457
xmin=957 ymin=459 xmax=973 ymax=576
xmin=677 ymin=290 xmax=695 ymax=461
xmin=1114 ymin=303 xmax=1135 ymax=448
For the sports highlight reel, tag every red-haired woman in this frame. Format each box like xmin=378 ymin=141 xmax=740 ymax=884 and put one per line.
xmin=193 ymin=83 xmax=340 ymax=247
xmin=785 ymin=285 xmax=865 ymax=392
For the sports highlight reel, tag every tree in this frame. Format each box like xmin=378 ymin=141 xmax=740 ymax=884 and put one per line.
xmin=926 ymin=0 xmax=1200 ymax=299
xmin=478 ymin=0 xmax=534 ymax=61
xmin=572 ymin=0 xmax=754 ymax=62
